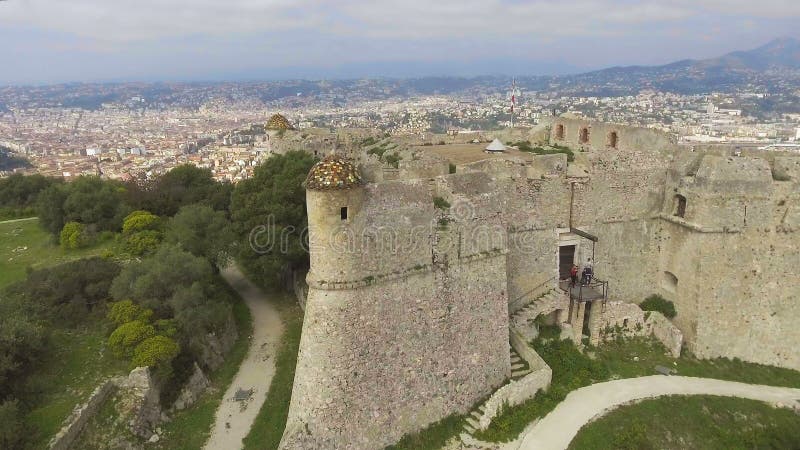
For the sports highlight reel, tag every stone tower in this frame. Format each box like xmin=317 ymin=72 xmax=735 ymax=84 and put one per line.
xmin=280 ymin=155 xmax=510 ymax=449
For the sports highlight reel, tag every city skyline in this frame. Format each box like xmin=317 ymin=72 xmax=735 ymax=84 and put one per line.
xmin=2 ymin=0 xmax=799 ymax=85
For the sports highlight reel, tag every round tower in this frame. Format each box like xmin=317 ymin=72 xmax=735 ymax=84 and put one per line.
xmin=304 ymin=154 xmax=365 ymax=284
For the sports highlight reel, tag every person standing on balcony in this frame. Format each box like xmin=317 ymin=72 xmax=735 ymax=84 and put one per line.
xmin=570 ymin=264 xmax=579 ymax=287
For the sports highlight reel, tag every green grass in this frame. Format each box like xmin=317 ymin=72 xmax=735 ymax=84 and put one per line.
xmin=25 ymin=325 xmax=129 ymax=448
xmin=386 ymin=413 xmax=467 ymax=450
xmin=475 ymin=337 xmax=800 ymax=443
xmin=0 ymin=218 xmax=113 ymax=289
xmin=242 ymin=293 xmax=303 ymax=450
xmin=154 ymin=279 xmax=254 ymax=449
xmin=569 ymin=395 xmax=800 ymax=450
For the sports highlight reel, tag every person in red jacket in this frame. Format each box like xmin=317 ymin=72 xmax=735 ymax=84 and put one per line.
xmin=570 ymin=264 xmax=579 ymax=288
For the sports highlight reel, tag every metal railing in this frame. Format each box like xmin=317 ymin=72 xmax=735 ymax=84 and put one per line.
xmin=566 ymin=277 xmax=608 ymax=304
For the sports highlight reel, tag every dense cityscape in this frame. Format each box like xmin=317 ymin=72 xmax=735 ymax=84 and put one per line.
xmin=2 ymin=68 xmax=800 ymax=182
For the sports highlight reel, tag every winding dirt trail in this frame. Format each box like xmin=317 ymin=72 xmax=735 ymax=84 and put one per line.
xmin=204 ymin=265 xmax=285 ymax=450
xmin=514 ymin=375 xmax=800 ymax=450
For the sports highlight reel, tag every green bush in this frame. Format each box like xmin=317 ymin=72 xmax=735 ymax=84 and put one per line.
xmin=448 ymin=163 xmax=456 ymax=174
xmin=107 ymin=300 xmax=153 ymax=326
xmin=640 ymin=295 xmax=677 ymax=319
xmin=122 ymin=210 xmax=160 ymax=234
xmin=132 ymin=335 xmax=180 ymax=378
xmin=59 ymin=221 xmax=90 ymax=249
xmin=123 ymin=230 xmax=163 ymax=256
xmin=433 ymin=196 xmax=451 ymax=210
xmin=108 ymin=320 xmax=156 ymax=358
xmin=385 ymin=153 xmax=402 ymax=169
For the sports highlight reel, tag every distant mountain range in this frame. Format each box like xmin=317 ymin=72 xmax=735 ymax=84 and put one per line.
xmin=525 ymin=37 xmax=800 ymax=96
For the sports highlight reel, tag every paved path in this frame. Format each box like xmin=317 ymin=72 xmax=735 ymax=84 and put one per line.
xmin=515 ymin=376 xmax=800 ymax=450
xmin=0 ymin=216 xmax=37 ymax=225
xmin=204 ymin=265 xmax=285 ymax=450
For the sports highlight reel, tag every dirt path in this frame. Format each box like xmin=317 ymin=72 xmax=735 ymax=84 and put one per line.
xmin=515 ymin=375 xmax=800 ymax=450
xmin=0 ymin=216 xmax=37 ymax=225
xmin=204 ymin=265 xmax=285 ymax=450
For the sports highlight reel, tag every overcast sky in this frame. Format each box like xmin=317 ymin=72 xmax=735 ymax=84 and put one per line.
xmin=1 ymin=0 xmax=798 ymax=85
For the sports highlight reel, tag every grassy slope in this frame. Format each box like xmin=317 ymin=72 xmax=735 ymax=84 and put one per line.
xmin=242 ymin=293 xmax=303 ymax=450
xmin=475 ymin=337 xmax=800 ymax=443
xmin=0 ymin=218 xmax=113 ymax=289
xmin=25 ymin=325 xmax=129 ymax=448
xmin=154 ymin=279 xmax=254 ymax=449
xmin=569 ymin=395 xmax=800 ymax=450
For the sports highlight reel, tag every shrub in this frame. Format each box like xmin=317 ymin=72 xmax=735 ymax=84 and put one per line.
xmin=449 ymin=163 xmax=456 ymax=174
xmin=433 ymin=196 xmax=451 ymax=210
xmin=122 ymin=210 xmax=160 ymax=234
xmin=108 ymin=320 xmax=156 ymax=358
xmin=131 ymin=335 xmax=180 ymax=378
xmin=0 ymin=400 xmax=26 ymax=449
xmin=59 ymin=221 xmax=90 ymax=249
xmin=123 ymin=229 xmax=162 ymax=256
xmin=384 ymin=153 xmax=402 ymax=169
xmin=640 ymin=294 xmax=677 ymax=319
xmin=107 ymin=300 xmax=153 ymax=326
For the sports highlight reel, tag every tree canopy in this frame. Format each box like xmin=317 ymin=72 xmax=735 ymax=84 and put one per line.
xmin=230 ymin=151 xmax=316 ymax=284
xmin=165 ymin=204 xmax=234 ymax=268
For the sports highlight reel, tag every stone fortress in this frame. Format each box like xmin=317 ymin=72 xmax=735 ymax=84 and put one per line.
xmin=278 ymin=116 xmax=800 ymax=449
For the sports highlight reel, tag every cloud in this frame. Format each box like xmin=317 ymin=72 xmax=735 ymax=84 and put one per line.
xmin=0 ymin=0 xmax=709 ymax=42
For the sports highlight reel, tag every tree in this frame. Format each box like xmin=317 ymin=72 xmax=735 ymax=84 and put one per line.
xmin=3 ymin=257 xmax=120 ymax=325
xmin=60 ymin=221 xmax=89 ymax=249
xmin=165 ymin=204 xmax=234 ymax=268
xmin=108 ymin=320 xmax=156 ymax=358
xmin=131 ymin=335 xmax=180 ymax=378
xmin=123 ymin=229 xmax=162 ymax=256
xmin=230 ymin=151 xmax=316 ymax=285
xmin=0 ymin=313 xmax=46 ymax=398
xmin=0 ymin=400 xmax=25 ymax=449
xmin=122 ymin=210 xmax=160 ymax=234
xmin=61 ymin=176 xmax=129 ymax=232
xmin=107 ymin=300 xmax=153 ymax=326
xmin=36 ymin=184 xmax=67 ymax=235
xmin=110 ymin=244 xmax=214 ymax=314
xmin=126 ymin=165 xmax=232 ymax=216
xmin=0 ymin=173 xmax=61 ymax=219
xmin=38 ymin=176 xmax=129 ymax=236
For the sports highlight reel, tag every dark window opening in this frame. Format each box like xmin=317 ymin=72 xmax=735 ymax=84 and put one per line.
xmin=340 ymin=207 xmax=348 ymax=221
xmin=580 ymin=128 xmax=590 ymax=144
xmin=608 ymin=131 xmax=618 ymax=148
xmin=555 ymin=124 xmax=565 ymax=140
xmin=674 ymin=194 xmax=687 ymax=218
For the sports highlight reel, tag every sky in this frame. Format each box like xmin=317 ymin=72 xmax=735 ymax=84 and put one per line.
xmin=1 ymin=0 xmax=798 ymax=85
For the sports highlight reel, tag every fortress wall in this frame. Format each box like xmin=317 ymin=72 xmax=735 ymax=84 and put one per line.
xmin=550 ymin=117 xmax=678 ymax=153
xmin=679 ymin=230 xmax=800 ymax=369
xmin=282 ymin=253 xmax=510 ymax=449
xmin=658 ymin=166 xmax=800 ymax=369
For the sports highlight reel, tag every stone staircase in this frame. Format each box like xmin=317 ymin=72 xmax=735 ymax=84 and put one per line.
xmin=461 ymin=346 xmax=531 ymax=436
xmin=510 ymin=289 xmax=570 ymax=342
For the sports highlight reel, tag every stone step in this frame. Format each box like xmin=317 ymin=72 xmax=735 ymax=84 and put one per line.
xmin=465 ymin=417 xmax=479 ymax=430
xmin=477 ymin=404 xmax=486 ymax=413
xmin=470 ymin=410 xmax=481 ymax=420
xmin=511 ymin=369 xmax=529 ymax=378
xmin=463 ymin=423 xmax=476 ymax=434
xmin=511 ymin=356 xmax=522 ymax=364
xmin=511 ymin=363 xmax=526 ymax=370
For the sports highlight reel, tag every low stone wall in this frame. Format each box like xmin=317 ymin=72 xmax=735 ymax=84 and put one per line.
xmin=646 ymin=311 xmax=683 ymax=358
xmin=589 ymin=301 xmax=683 ymax=357
xmin=475 ymin=328 xmax=552 ymax=431
xmin=48 ymin=380 xmax=118 ymax=450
